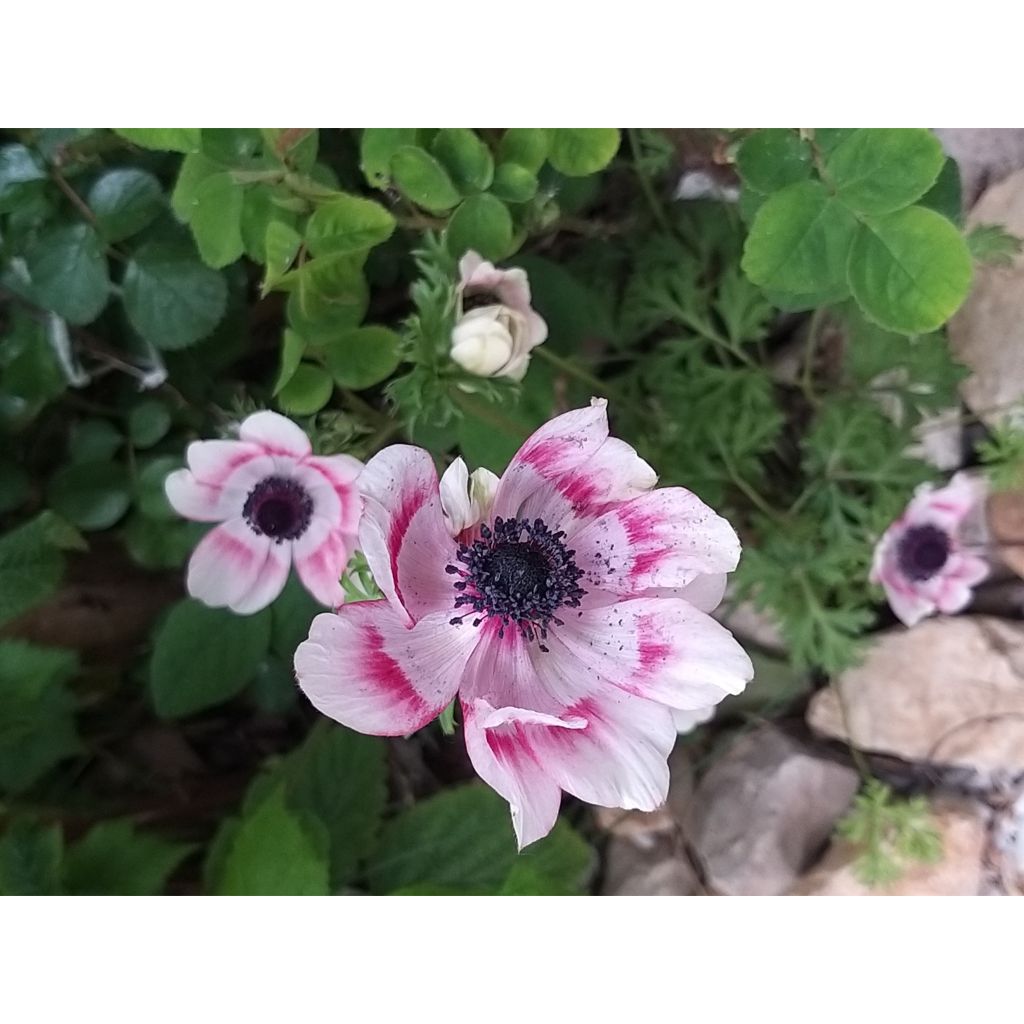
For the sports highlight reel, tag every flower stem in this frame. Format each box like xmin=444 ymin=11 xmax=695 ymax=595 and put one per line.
xmin=627 ymin=128 xmax=675 ymax=237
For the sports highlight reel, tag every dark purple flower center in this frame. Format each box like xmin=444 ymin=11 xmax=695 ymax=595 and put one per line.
xmin=446 ymin=516 xmax=586 ymax=650
xmin=462 ymin=289 xmax=502 ymax=313
xmin=896 ymin=523 xmax=951 ymax=582
xmin=242 ymin=475 xmax=313 ymax=542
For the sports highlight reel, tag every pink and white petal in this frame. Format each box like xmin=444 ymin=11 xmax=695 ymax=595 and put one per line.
xmin=186 ymin=517 xmax=271 ymax=611
xmin=293 ymin=517 xmax=350 ymax=607
xmin=930 ymin=552 xmax=989 ymax=615
xmin=458 ymin=250 xmax=486 ymax=284
xmin=230 ymin=540 xmax=292 ymax=614
xmin=640 ymin=572 xmax=728 ymax=614
xmin=570 ymin=488 xmax=740 ymax=599
xmin=358 ymin=445 xmax=458 ymax=625
xmin=907 ymin=473 xmax=986 ymax=533
xmin=238 ymin=410 xmax=311 ymax=458
xmin=462 ymin=698 xmax=566 ymax=850
xmin=880 ymin=574 xmax=935 ymax=627
xmin=492 ymin=399 xmax=610 ymax=521
xmin=288 ymin=462 xmax=343 ymax=528
xmin=518 ymin=436 xmax=658 ymax=535
xmin=439 ymin=458 xmax=475 ymax=536
xmin=672 ymin=704 xmax=715 ymax=734
xmin=165 ymin=468 xmax=233 ymax=523
xmin=186 ymin=440 xmax=276 ymax=494
xmin=301 ymin=454 xmax=363 ymax=534
xmin=295 ymin=603 xmax=479 ymax=736
xmin=556 ymin=597 xmax=753 ymax=711
xmin=527 ymin=310 xmax=548 ymax=347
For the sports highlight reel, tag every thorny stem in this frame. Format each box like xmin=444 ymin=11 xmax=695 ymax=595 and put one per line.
xmin=627 ymin=128 xmax=675 ymax=238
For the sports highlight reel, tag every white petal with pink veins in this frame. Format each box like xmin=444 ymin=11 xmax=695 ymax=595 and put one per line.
xmin=238 ymin=410 xmax=312 ymax=457
xmin=165 ymin=468 xmax=234 ymax=522
xmin=570 ymin=488 xmax=740 ymax=598
xmin=295 ymin=603 xmax=480 ymax=736
xmin=186 ymin=517 xmax=272 ymax=612
xmin=302 ymin=454 xmax=363 ymax=535
xmin=293 ymin=517 xmax=350 ymax=607
xmin=358 ymin=445 xmax=458 ymax=625
xmin=492 ymin=399 xmax=610 ymax=521
xmin=641 ymin=573 xmax=728 ymax=613
xmin=555 ymin=597 xmax=753 ymax=711
xmin=231 ymin=539 xmax=292 ymax=614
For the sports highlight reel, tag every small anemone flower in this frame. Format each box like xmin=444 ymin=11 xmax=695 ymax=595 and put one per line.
xmin=164 ymin=411 xmax=362 ymax=615
xmin=449 ymin=250 xmax=548 ymax=382
xmin=870 ymin=472 xmax=989 ymax=628
xmin=294 ymin=399 xmax=753 ymax=848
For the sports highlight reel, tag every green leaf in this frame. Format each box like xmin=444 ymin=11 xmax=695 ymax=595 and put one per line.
xmin=283 ymin=723 xmax=387 ymax=888
xmin=170 ymin=152 xmax=222 ymax=222
xmin=284 ymin=256 xmax=369 ymax=340
xmin=210 ymin=782 xmax=329 ymax=895
xmin=46 ymin=461 xmax=131 ymax=531
xmin=249 ymin=657 xmax=298 ymax=714
xmin=0 ymin=820 xmax=63 ymax=895
xmin=847 ymin=206 xmax=973 ymax=333
xmin=306 ymin=194 xmax=396 ymax=257
xmin=498 ymin=129 xmax=549 ymax=173
xmin=445 ymin=194 xmax=514 ymax=261
xmin=270 ymin=575 xmax=323 ymax=656
xmin=490 ymin=162 xmax=539 ymax=204
xmin=273 ymin=328 xmax=307 ymax=395
xmin=0 ymin=641 xmax=80 ymax=793
xmin=0 ymin=461 xmax=30 ymax=514
xmin=24 ymin=223 xmax=110 ymax=324
xmin=390 ymin=146 xmax=461 ymax=212
xmin=324 ymin=324 xmax=403 ymax=390
xmin=262 ymin=219 xmax=303 ymax=291
xmin=114 ymin=128 xmax=200 ymax=153
xmin=187 ymin=172 xmax=245 ymax=268
xmin=127 ymin=398 xmax=171 ymax=449
xmin=87 ymin=168 xmax=163 ymax=242
xmin=122 ymin=241 xmax=228 ymax=350
xmin=200 ymin=128 xmax=263 ymax=164
xmin=741 ymin=180 xmax=858 ymax=296
xmin=64 ymin=820 xmax=191 ymax=895
xmin=967 ymin=223 xmax=1023 ymax=266
xmin=431 ymin=128 xmax=494 ymax=193
xmin=548 ymin=128 xmax=620 ymax=176
xmin=68 ymin=418 xmax=122 ymax=463
xmin=0 ymin=144 xmax=46 ymax=211
xmin=360 ymin=128 xmax=417 ymax=188
xmin=0 ymin=513 xmax=66 ymax=627
xmin=135 ymin=455 xmax=180 ymax=520
xmin=827 ymin=128 xmax=945 ymax=215
xmin=123 ymin=515 xmax=200 ymax=570
xmin=919 ymin=158 xmax=962 ymax=224
xmin=276 ymin=362 xmax=334 ymax=415
xmin=736 ymin=129 xmax=811 ymax=193
xmin=149 ymin=598 xmax=271 ymax=718
xmin=368 ymin=783 xmax=591 ymax=894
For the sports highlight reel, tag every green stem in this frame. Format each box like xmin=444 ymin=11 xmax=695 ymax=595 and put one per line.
xmin=533 ymin=347 xmax=651 ymax=421
xmin=626 ymin=128 xmax=675 ymax=237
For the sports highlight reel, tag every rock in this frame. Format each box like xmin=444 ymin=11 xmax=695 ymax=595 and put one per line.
xmin=993 ymin=792 xmax=1024 ymax=895
xmin=934 ymin=129 xmax=1024 ymax=208
xmin=601 ymin=834 xmax=701 ymax=896
xmin=715 ymin=588 xmax=787 ymax=654
xmin=948 ymin=169 xmax=1024 ymax=428
xmin=686 ymin=727 xmax=859 ymax=895
xmin=986 ymin=491 xmax=1024 ymax=578
xmin=807 ymin=617 xmax=1024 ymax=777
xmin=790 ymin=799 xmax=989 ymax=895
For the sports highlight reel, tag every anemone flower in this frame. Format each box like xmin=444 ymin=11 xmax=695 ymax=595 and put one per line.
xmin=165 ymin=411 xmax=362 ymax=614
xmin=870 ymin=472 xmax=989 ymax=627
xmin=295 ymin=399 xmax=753 ymax=848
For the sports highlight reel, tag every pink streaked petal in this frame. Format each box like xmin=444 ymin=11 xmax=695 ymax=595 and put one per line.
xmin=640 ymin=573 xmax=728 ymax=614
xmin=518 ymin=436 xmax=658 ymax=535
xmin=185 ymin=440 xmax=274 ymax=493
xmin=165 ymin=468 xmax=232 ymax=523
xmin=881 ymin=579 xmax=935 ymax=627
xmin=492 ymin=399 xmax=610 ymax=521
xmin=295 ymin=603 xmax=479 ymax=736
xmin=238 ymin=410 xmax=311 ymax=457
xmin=556 ymin=597 xmax=753 ymax=712
xmin=230 ymin=540 xmax=292 ymax=614
xmin=301 ymin=454 xmax=363 ymax=535
xmin=462 ymin=698 xmax=564 ymax=850
xmin=289 ymin=462 xmax=343 ymax=528
xmin=907 ymin=472 xmax=986 ymax=532
xmin=293 ymin=517 xmax=350 ymax=608
xmin=930 ymin=552 xmax=989 ymax=615
xmin=570 ymin=488 xmax=740 ymax=598
xmin=358 ymin=445 xmax=458 ymax=625
xmin=186 ymin=517 xmax=271 ymax=611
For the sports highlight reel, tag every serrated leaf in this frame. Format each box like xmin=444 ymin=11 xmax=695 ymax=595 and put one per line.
xmin=827 ymin=128 xmax=945 ymax=216
xmin=87 ymin=168 xmax=164 ymax=242
xmin=736 ymin=129 xmax=811 ymax=193
xmin=431 ymin=128 xmax=494 ymax=193
xmin=548 ymin=128 xmax=620 ymax=176
xmin=390 ymin=146 xmax=461 ymax=212
xmin=283 ymin=723 xmax=387 ymax=888
xmin=115 ymin=128 xmax=201 ymax=153
xmin=24 ymin=223 xmax=110 ymax=324
xmin=741 ymin=180 xmax=857 ymax=297
xmin=262 ymin=219 xmax=303 ymax=291
xmin=445 ymin=193 xmax=514 ymax=261
xmin=64 ymin=820 xmax=192 ymax=895
xmin=122 ymin=241 xmax=228 ymax=350
xmin=306 ymin=194 xmax=396 ymax=257
xmin=171 ymin=152 xmax=222 ymax=222
xmin=967 ymin=223 xmax=1023 ymax=266
xmin=0 ymin=513 xmax=66 ymax=627
xmin=847 ymin=206 xmax=973 ymax=333
xmin=273 ymin=328 xmax=307 ymax=395
xmin=0 ymin=144 xmax=46 ymax=211
xmin=188 ymin=172 xmax=245 ymax=268
xmin=149 ymin=599 xmax=271 ymax=718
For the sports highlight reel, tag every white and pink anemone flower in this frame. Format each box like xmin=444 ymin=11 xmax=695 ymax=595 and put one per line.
xmin=294 ymin=399 xmax=754 ymax=848
xmin=870 ymin=472 xmax=989 ymax=628
xmin=164 ymin=411 xmax=363 ymax=615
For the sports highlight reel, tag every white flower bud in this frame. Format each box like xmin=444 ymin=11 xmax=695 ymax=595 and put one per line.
xmin=450 ymin=305 xmax=529 ymax=379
